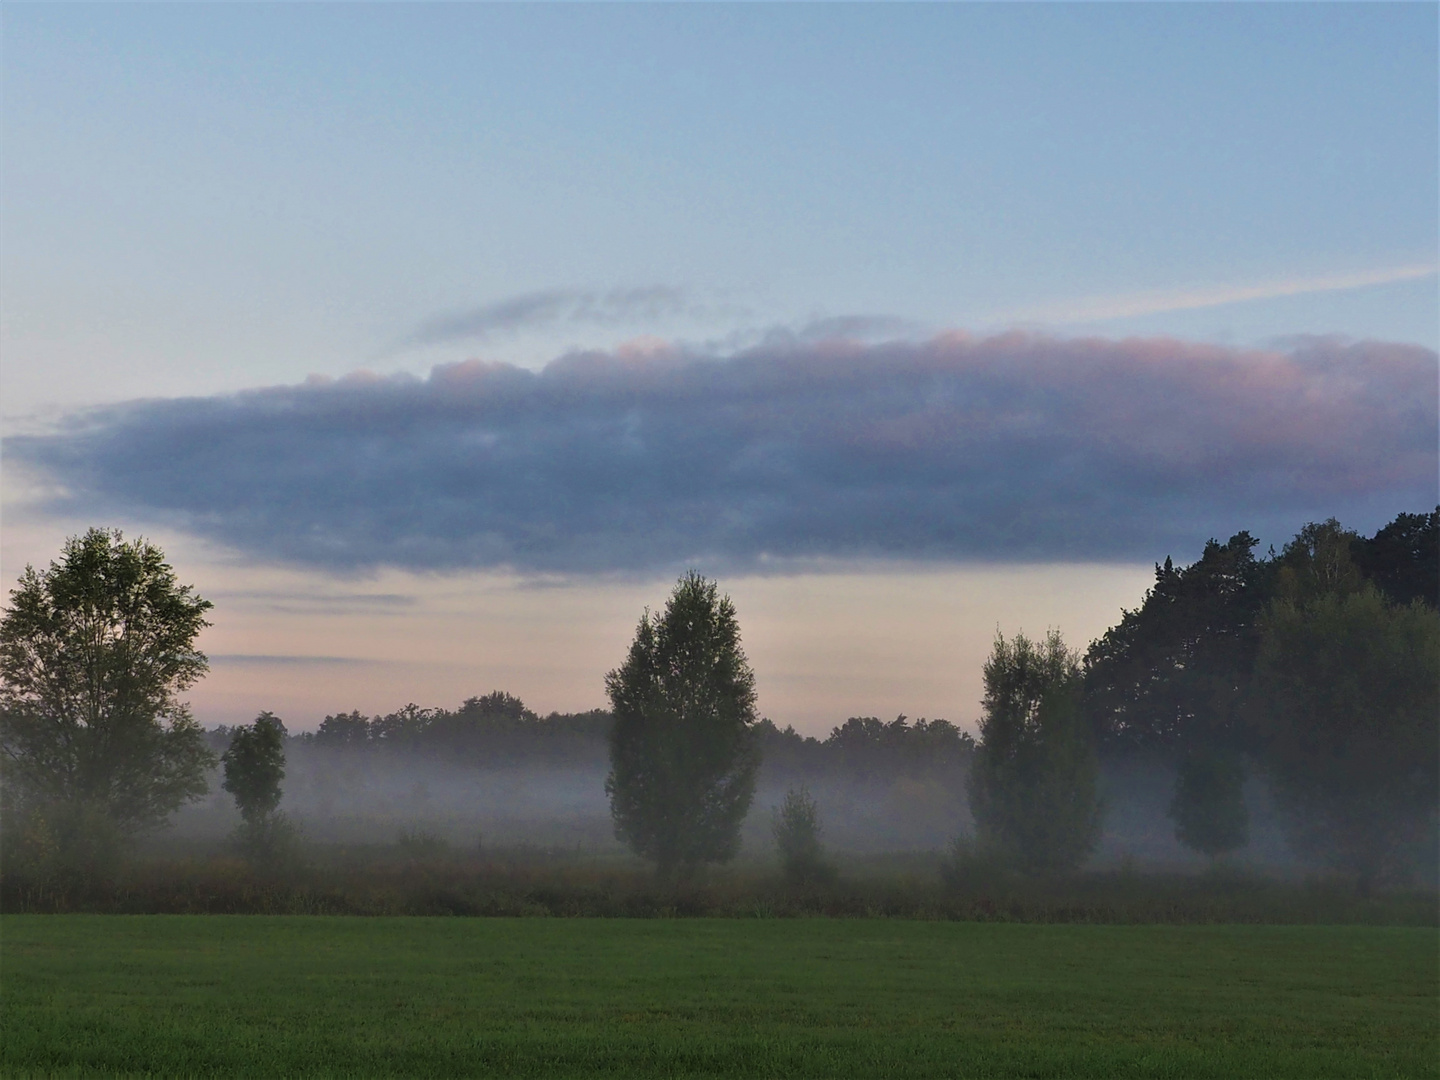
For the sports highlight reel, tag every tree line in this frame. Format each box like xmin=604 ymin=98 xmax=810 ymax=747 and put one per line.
xmin=969 ymin=511 xmax=1438 ymax=890
xmin=216 ymin=698 xmax=974 ymax=779
xmin=2 ymin=512 xmax=1435 ymax=891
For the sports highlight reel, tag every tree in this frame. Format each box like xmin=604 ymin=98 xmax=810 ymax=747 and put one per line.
xmin=1251 ymin=584 xmax=1439 ymax=892
xmin=222 ymin=712 xmax=287 ymax=823
xmin=314 ymin=710 xmax=371 ymax=747
xmin=772 ymin=786 xmax=835 ymax=886
xmin=1349 ymin=508 xmax=1438 ymax=609
xmin=604 ymin=572 xmax=760 ymax=881
xmin=0 ymin=529 xmax=214 ymax=867
xmin=1083 ymin=532 xmax=1269 ymax=751
xmin=968 ymin=630 xmax=1101 ymax=874
xmin=1081 ymin=512 xmax=1437 ymax=864
xmin=222 ymin=711 xmax=296 ymax=863
xmin=1082 ymin=532 xmax=1270 ymax=860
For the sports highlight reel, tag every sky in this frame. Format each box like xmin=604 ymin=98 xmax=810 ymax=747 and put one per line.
xmin=2 ymin=4 xmax=1436 ymax=734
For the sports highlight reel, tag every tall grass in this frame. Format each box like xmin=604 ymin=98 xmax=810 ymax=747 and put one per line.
xmin=2 ymin=843 xmax=1433 ymax=923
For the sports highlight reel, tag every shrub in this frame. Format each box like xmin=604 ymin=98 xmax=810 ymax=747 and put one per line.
xmin=772 ymin=787 xmax=835 ymax=886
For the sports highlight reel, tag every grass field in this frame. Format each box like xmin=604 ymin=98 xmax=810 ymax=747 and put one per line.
xmin=3 ymin=916 xmax=1436 ymax=1078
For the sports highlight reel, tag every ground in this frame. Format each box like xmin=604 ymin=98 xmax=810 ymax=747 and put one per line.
xmin=3 ymin=916 xmax=1436 ymax=1078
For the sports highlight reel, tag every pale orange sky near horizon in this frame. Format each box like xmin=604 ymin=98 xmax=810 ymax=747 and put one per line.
xmin=0 ymin=511 xmax=1154 ymax=737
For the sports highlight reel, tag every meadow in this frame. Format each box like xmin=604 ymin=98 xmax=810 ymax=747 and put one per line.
xmin=3 ymin=915 xmax=1436 ymax=1078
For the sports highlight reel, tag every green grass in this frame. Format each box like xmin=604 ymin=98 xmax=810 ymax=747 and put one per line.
xmin=3 ymin=917 xmax=1436 ymax=1078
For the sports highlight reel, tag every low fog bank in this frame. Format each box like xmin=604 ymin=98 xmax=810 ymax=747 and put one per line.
xmin=168 ymin=711 xmax=1296 ymax=870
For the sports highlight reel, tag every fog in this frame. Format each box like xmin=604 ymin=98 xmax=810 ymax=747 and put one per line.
xmin=168 ymin=726 xmax=1296 ymax=870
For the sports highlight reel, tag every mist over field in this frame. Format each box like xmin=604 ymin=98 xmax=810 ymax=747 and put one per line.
xmin=160 ymin=713 xmax=1293 ymax=871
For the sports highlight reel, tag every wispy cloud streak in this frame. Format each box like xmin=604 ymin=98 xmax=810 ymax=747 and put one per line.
xmin=1001 ymin=263 xmax=1438 ymax=324
xmin=9 ymin=332 xmax=1435 ymax=574
xmin=407 ymin=287 xmax=694 ymax=347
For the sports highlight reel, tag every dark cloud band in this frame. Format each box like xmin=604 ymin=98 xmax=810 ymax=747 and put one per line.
xmin=10 ymin=332 xmax=1436 ymax=573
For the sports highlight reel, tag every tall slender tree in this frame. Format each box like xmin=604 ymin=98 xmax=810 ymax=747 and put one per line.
xmin=969 ymin=630 xmax=1101 ymax=874
xmin=605 ymin=572 xmax=760 ymax=881
xmin=222 ymin=711 xmax=297 ymax=863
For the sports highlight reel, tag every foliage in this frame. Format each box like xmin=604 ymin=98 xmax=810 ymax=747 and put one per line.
xmin=230 ymin=812 xmax=302 ymax=868
xmin=1168 ymin=745 xmax=1249 ymax=859
xmin=1081 ymin=510 xmax=1438 ymax=862
xmin=771 ymin=786 xmax=835 ymax=886
xmin=0 ymin=529 xmax=214 ymax=870
xmin=303 ymin=701 xmax=970 ymax=787
xmin=222 ymin=713 xmax=288 ymax=824
xmin=310 ymin=696 xmax=612 ymax=764
xmin=1272 ymin=518 xmax=1366 ymax=604
xmin=313 ymin=709 xmax=374 ymax=747
xmin=1349 ymin=507 xmax=1439 ymax=609
xmin=604 ymin=572 xmax=760 ymax=880
xmin=792 ymin=715 xmax=974 ymax=777
xmin=3 ymin=843 xmax=1436 ymax=923
xmin=1083 ymin=531 xmax=1269 ymax=753
xmin=969 ymin=631 xmax=1102 ymax=874
xmin=938 ymin=833 xmax=1012 ymax=890
xmin=1251 ymin=584 xmax=1439 ymax=891
xmin=222 ymin=712 xmax=298 ymax=865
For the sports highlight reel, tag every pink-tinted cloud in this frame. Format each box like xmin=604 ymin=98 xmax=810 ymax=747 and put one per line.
xmin=9 ymin=332 xmax=1435 ymax=574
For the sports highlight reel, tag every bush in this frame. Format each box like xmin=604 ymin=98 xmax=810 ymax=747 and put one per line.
xmin=771 ymin=787 xmax=836 ymax=886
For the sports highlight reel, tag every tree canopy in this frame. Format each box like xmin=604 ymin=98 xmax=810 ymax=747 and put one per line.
xmin=969 ymin=631 xmax=1101 ymax=874
xmin=222 ymin=712 xmax=288 ymax=824
xmin=1080 ymin=508 xmax=1439 ymax=873
xmin=1253 ymin=583 xmax=1439 ymax=890
xmin=0 ymin=529 xmax=215 ymax=846
xmin=604 ymin=572 xmax=760 ymax=880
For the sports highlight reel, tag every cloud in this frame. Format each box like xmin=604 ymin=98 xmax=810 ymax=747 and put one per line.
xmin=9 ymin=332 xmax=1435 ymax=574
xmin=205 ymin=590 xmax=418 ymax=616
xmin=406 ymin=286 xmax=694 ymax=347
xmin=1000 ymin=263 xmax=1439 ymax=324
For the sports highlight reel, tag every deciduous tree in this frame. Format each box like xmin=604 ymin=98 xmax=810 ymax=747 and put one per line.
xmin=772 ymin=786 xmax=834 ymax=886
xmin=222 ymin=712 xmax=288 ymax=824
xmin=222 ymin=711 xmax=296 ymax=863
xmin=1168 ymin=745 xmax=1248 ymax=859
xmin=969 ymin=631 xmax=1101 ymax=874
xmin=605 ymin=573 xmax=760 ymax=881
xmin=1252 ymin=585 xmax=1438 ymax=891
xmin=0 ymin=529 xmax=214 ymax=868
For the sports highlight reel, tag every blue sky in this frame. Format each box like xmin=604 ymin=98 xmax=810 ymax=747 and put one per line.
xmin=2 ymin=4 xmax=1435 ymax=731
xmin=5 ymin=3 xmax=1434 ymax=412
